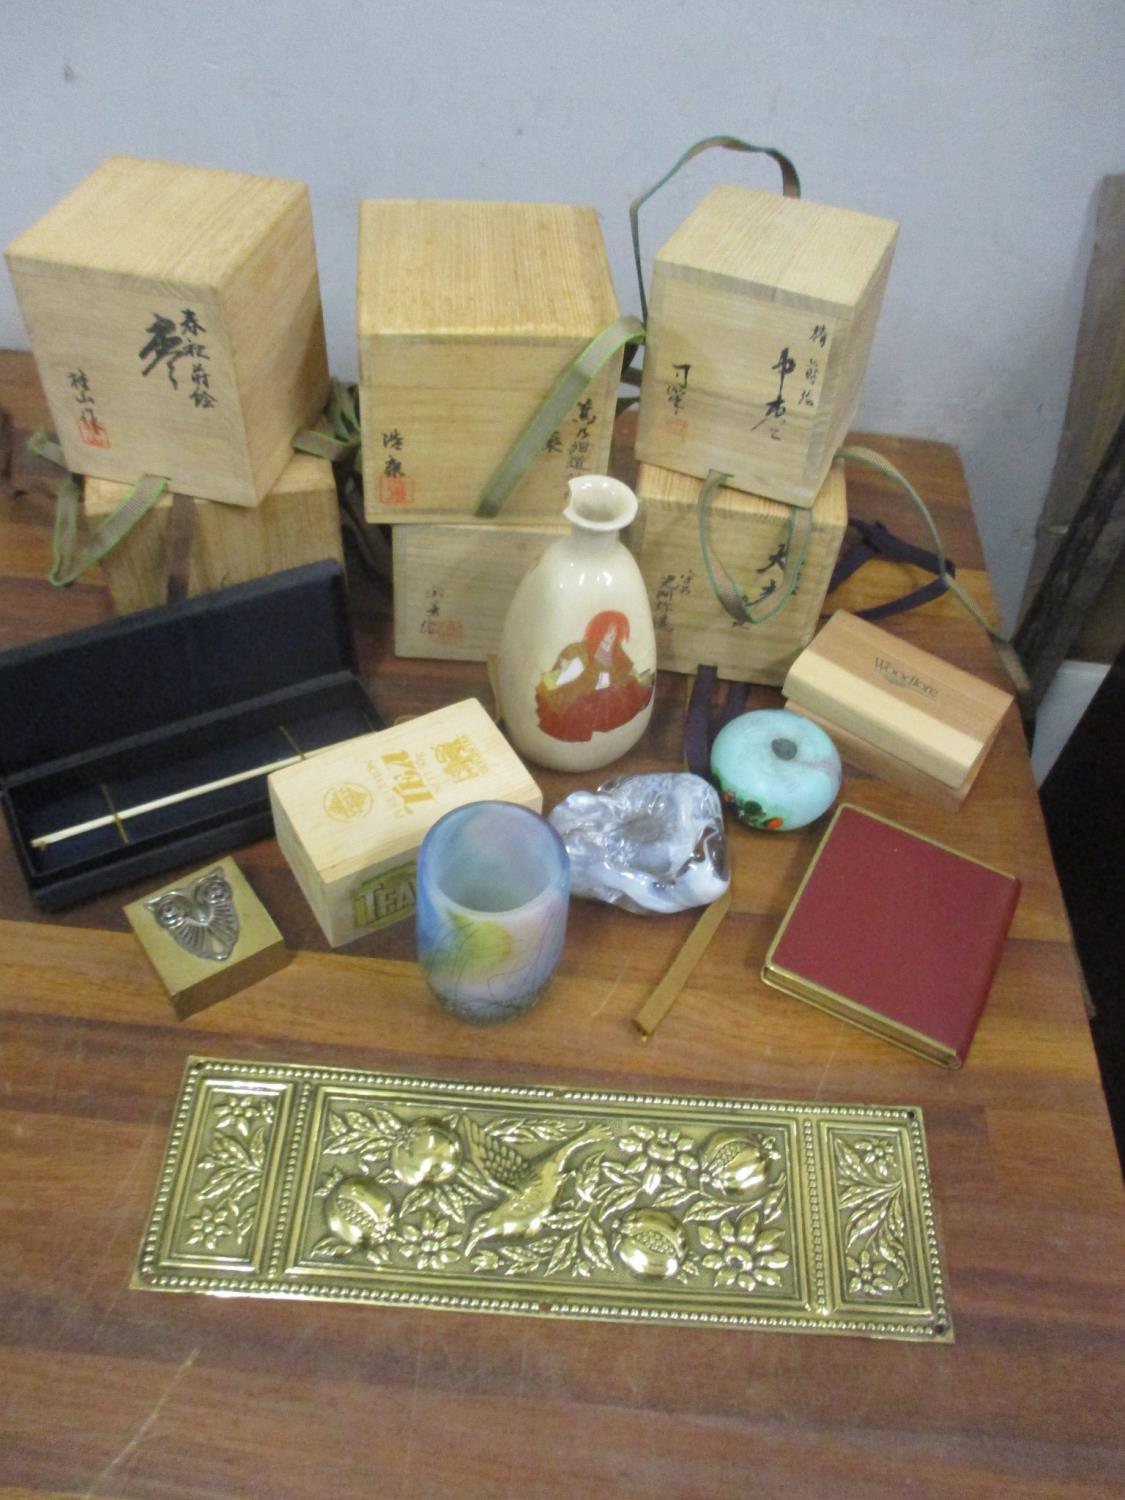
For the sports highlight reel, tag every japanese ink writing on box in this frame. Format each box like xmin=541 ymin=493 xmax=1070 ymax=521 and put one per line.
xmin=633 ymin=457 xmax=847 ymax=685
xmin=358 ymin=199 xmax=620 ymax=524
xmin=6 ymin=155 xmax=329 ymax=505
xmin=636 ymin=185 xmax=897 ymax=508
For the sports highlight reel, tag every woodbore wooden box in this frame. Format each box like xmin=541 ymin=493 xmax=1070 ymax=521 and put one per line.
xmin=633 ymin=458 xmax=847 ymax=684
xmin=6 ymin=156 xmax=330 ymax=506
xmin=85 ymin=453 xmax=342 ymax=615
xmin=783 ymin=610 xmax=1014 ymax=800
xmin=392 ymin=520 xmax=568 ymax=662
xmin=635 ymin=185 xmax=898 ymax=507
xmin=268 ymin=698 xmax=542 ymax=948
xmin=358 ymin=199 xmax=620 ymax=524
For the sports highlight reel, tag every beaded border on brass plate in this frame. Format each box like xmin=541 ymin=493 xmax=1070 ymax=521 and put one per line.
xmin=132 ymin=1056 xmax=952 ymax=1342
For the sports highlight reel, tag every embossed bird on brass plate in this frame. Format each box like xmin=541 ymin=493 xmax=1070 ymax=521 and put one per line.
xmin=463 ymin=1118 xmax=613 ymax=1253
xmin=145 ymin=867 xmax=240 ymax=962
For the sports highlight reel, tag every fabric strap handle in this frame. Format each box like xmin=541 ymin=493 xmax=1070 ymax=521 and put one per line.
xmin=837 ymin=446 xmax=1004 ymax=644
xmin=474 ymin=313 xmax=645 ymax=518
xmin=684 ymin=665 xmax=752 ymax=779
xmin=629 ymin=135 xmax=801 ymax=322
xmin=292 ymin=379 xmax=362 ymax=465
xmin=837 ymin=445 xmax=1029 ymax=697
xmin=697 ymin=468 xmax=813 ymax=625
xmin=828 ymin=516 xmax=955 ymax=621
xmin=28 ymin=431 xmax=168 ymax=588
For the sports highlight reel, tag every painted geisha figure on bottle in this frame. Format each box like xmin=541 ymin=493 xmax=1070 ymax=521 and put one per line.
xmin=498 ymin=475 xmax=657 ymax=772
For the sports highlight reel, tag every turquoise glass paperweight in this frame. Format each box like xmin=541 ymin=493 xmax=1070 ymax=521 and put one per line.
xmin=710 ymin=709 xmax=841 ymax=831
xmin=416 ymin=801 xmax=570 ymax=1023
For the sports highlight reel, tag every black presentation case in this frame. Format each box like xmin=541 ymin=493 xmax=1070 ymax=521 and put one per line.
xmin=0 ymin=560 xmax=381 ymax=910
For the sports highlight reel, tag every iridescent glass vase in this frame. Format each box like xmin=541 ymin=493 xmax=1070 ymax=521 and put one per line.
xmin=416 ymin=801 xmax=570 ymax=1022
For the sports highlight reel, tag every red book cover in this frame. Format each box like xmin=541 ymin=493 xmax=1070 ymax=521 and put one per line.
xmin=762 ymin=805 xmax=1020 ymax=1066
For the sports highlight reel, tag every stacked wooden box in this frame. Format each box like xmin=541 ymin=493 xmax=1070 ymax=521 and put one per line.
xmin=631 ymin=183 xmax=899 ymax=683
xmin=357 ymin=198 xmax=623 ymax=663
xmin=634 ymin=460 xmax=847 ymax=686
xmin=5 ymin=155 xmax=338 ymax=609
xmin=83 ymin=453 xmax=342 ymax=614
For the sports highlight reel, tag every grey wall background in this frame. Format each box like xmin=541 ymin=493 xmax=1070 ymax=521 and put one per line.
xmin=1 ymin=0 xmax=1122 ymax=629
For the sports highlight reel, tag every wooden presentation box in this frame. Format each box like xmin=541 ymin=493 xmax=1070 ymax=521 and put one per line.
xmin=358 ymin=199 xmax=620 ymax=525
xmin=125 ymin=856 xmax=290 ymax=1020
xmin=783 ymin=610 xmax=1014 ymax=800
xmin=0 ymin=562 xmax=380 ymax=910
xmin=633 ymin=458 xmax=847 ymax=685
xmin=6 ymin=155 xmax=330 ymax=506
xmin=85 ymin=452 xmax=343 ymax=615
xmin=635 ymin=185 xmax=898 ymax=507
xmin=269 ymin=698 xmax=542 ymax=948
xmin=392 ymin=520 xmax=568 ymax=663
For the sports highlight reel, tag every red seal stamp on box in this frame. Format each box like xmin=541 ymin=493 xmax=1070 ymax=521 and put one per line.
xmin=78 ymin=413 xmax=110 ymax=448
xmin=379 ymin=475 xmax=415 ymax=507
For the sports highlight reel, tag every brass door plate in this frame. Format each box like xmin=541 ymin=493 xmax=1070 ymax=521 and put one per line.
xmin=133 ymin=1056 xmax=952 ymax=1342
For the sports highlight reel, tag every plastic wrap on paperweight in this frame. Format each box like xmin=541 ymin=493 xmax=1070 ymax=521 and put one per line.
xmin=548 ymin=773 xmax=730 ymax=915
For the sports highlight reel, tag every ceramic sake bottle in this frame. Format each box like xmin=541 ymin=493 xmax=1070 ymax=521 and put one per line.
xmin=497 ymin=474 xmax=657 ymax=772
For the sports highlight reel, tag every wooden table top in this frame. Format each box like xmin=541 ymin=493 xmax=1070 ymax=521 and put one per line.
xmin=1 ymin=349 xmax=1122 ymax=1499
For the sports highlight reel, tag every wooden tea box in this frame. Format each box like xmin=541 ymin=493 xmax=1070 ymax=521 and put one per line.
xmin=268 ymin=698 xmax=542 ymax=948
xmin=125 ymin=856 xmax=290 ymax=1020
xmin=6 ymin=156 xmax=330 ymax=506
xmin=635 ymin=185 xmax=898 ymax=506
xmin=633 ymin=458 xmax=847 ymax=684
xmin=392 ymin=520 xmax=568 ymax=662
xmin=84 ymin=452 xmax=342 ymax=615
xmin=783 ymin=611 xmax=1014 ymax=797
xmin=358 ymin=199 xmax=620 ymax=524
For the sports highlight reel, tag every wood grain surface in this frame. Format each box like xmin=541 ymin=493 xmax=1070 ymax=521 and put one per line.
xmin=84 ymin=451 xmax=342 ymax=616
xmin=1 ymin=351 xmax=1122 ymax=1500
xmin=358 ymin=199 xmax=620 ymax=524
xmin=636 ymin=184 xmax=898 ymax=505
xmin=6 ymin=160 xmax=329 ymax=507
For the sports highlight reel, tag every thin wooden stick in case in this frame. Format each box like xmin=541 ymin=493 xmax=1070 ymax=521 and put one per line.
xmin=30 ymin=752 xmax=305 ymax=849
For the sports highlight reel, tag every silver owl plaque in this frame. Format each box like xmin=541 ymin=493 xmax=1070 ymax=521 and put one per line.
xmin=146 ymin=867 xmax=241 ymax=962
xmin=125 ymin=858 xmax=289 ymax=1019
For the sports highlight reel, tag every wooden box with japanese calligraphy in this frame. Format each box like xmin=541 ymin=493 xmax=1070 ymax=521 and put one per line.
xmin=84 ymin=452 xmax=343 ymax=615
xmin=392 ymin=520 xmax=569 ymax=662
xmin=358 ymin=199 xmax=620 ymax=525
xmin=633 ymin=457 xmax=847 ymax=684
xmin=635 ymin=185 xmax=898 ymax=507
xmin=268 ymin=698 xmax=542 ymax=948
xmin=5 ymin=155 xmax=330 ymax=507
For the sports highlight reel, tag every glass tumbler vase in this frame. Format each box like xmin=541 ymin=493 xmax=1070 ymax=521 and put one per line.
xmin=415 ymin=801 xmax=570 ymax=1022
